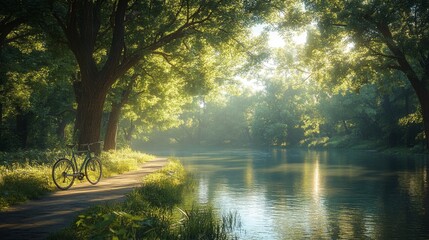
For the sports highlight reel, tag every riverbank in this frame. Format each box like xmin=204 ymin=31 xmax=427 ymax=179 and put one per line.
xmin=49 ymin=159 xmax=241 ymax=240
xmin=302 ymin=136 xmax=429 ymax=155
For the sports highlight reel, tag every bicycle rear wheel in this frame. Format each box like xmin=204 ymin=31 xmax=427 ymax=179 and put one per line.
xmin=85 ymin=157 xmax=102 ymax=185
xmin=52 ymin=158 xmax=75 ymax=190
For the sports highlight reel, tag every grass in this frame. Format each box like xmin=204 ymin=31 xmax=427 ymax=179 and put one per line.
xmin=49 ymin=159 xmax=242 ymax=240
xmin=0 ymin=163 xmax=54 ymax=209
xmin=0 ymin=148 xmax=154 ymax=211
xmin=176 ymin=205 xmax=242 ymax=240
xmin=101 ymin=148 xmax=154 ymax=177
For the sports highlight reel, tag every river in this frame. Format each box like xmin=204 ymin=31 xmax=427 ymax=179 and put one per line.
xmin=138 ymin=147 xmax=429 ymax=239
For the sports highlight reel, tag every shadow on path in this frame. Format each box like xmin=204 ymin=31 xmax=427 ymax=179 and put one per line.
xmin=0 ymin=158 xmax=168 ymax=240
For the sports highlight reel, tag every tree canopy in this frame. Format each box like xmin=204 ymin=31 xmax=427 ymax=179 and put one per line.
xmin=0 ymin=0 xmax=428 ymax=151
xmin=295 ymin=0 xmax=429 ymax=148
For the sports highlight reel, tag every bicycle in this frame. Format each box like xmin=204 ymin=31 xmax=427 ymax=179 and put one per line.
xmin=52 ymin=141 xmax=103 ymax=190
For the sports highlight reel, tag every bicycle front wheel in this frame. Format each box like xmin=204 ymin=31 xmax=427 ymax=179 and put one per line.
xmin=85 ymin=157 xmax=102 ymax=185
xmin=52 ymin=158 xmax=75 ymax=190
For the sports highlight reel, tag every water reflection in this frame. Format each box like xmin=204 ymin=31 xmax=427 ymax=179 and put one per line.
xmin=141 ymin=147 xmax=429 ymax=239
xmin=198 ymin=177 xmax=209 ymax=204
xmin=245 ymin=158 xmax=254 ymax=188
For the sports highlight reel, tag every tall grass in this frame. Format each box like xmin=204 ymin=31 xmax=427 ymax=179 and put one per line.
xmin=101 ymin=148 xmax=154 ymax=177
xmin=0 ymin=148 xmax=154 ymax=211
xmin=0 ymin=163 xmax=54 ymax=209
xmin=50 ymin=159 xmax=242 ymax=240
xmin=176 ymin=205 xmax=242 ymax=240
xmin=138 ymin=160 xmax=188 ymax=209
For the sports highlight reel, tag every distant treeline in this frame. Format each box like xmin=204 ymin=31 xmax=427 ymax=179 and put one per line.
xmin=141 ymin=79 xmax=425 ymax=151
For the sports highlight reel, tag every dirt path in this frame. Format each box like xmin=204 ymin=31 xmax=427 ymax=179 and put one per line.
xmin=0 ymin=158 xmax=168 ymax=240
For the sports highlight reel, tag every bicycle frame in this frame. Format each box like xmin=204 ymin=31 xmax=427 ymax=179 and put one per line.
xmin=68 ymin=142 xmax=99 ymax=177
xmin=70 ymin=148 xmax=92 ymax=177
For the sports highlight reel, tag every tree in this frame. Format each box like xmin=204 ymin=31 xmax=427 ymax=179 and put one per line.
xmin=0 ymin=0 xmax=76 ymax=150
xmin=251 ymin=76 xmax=308 ymax=146
xmin=102 ymin=20 xmax=258 ymax=150
xmin=50 ymin=0 xmax=284 ymax=146
xmin=294 ymin=0 xmax=429 ymax=148
xmin=103 ymin=55 xmax=191 ymax=150
xmin=0 ymin=0 xmax=49 ymax=149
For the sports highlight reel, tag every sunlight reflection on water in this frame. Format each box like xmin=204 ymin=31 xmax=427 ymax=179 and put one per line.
xmin=141 ymin=147 xmax=429 ymax=239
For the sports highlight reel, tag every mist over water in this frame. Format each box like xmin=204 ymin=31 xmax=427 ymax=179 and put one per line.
xmin=137 ymin=146 xmax=429 ymax=239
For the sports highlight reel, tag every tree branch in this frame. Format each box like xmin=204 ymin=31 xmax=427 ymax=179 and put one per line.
xmin=152 ymin=51 xmax=175 ymax=67
xmin=102 ymin=0 xmax=127 ymax=86
xmin=332 ymin=23 xmax=348 ymax=27
xmin=375 ymin=20 xmax=423 ymax=89
xmin=114 ymin=1 xmax=215 ymax=86
xmin=367 ymin=46 xmax=397 ymax=59
xmin=219 ymin=28 xmax=255 ymax=58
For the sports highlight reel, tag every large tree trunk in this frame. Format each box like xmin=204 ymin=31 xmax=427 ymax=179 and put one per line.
xmin=376 ymin=22 xmax=429 ymax=149
xmin=74 ymin=82 xmax=107 ymax=153
xmin=104 ymin=102 xmax=122 ymax=151
xmin=422 ymin=162 xmax=429 ymax=234
xmin=0 ymin=102 xmax=3 ymax=143
xmin=103 ymin=77 xmax=134 ymax=151
xmin=404 ymin=71 xmax=429 ymax=149
xmin=415 ymin=87 xmax=429 ymax=149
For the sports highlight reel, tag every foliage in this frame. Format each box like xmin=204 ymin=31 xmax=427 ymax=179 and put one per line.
xmin=2 ymin=0 xmax=428 ymax=152
xmin=288 ymin=0 xmax=429 ymax=148
xmin=139 ymin=0 xmax=428 ymax=150
xmin=44 ymin=0 xmax=292 ymax=149
xmin=0 ymin=149 xmax=63 ymax=210
xmin=0 ymin=13 xmax=76 ymax=151
xmin=51 ymin=159 xmax=241 ymax=240
xmin=109 ymin=57 xmax=194 ymax=147
xmin=251 ymin=75 xmax=309 ymax=146
xmin=144 ymin=65 xmax=424 ymax=149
